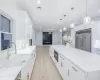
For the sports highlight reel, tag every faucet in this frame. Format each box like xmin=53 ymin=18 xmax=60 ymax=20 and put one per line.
xmin=7 ymin=42 xmax=17 ymax=59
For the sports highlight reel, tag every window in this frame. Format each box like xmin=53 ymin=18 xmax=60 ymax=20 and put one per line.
xmin=1 ymin=15 xmax=11 ymax=32
xmin=0 ymin=14 xmax=12 ymax=50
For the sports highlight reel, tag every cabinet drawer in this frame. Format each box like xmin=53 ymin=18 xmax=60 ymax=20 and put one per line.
xmin=69 ymin=63 xmax=86 ymax=80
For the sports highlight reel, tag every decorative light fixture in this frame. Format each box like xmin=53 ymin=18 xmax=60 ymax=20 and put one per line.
xmin=37 ymin=0 xmax=41 ymax=4
xmin=83 ymin=0 xmax=91 ymax=24
xmin=70 ymin=23 xmax=75 ymax=28
xmin=63 ymin=27 xmax=67 ymax=31
xmin=59 ymin=29 xmax=62 ymax=32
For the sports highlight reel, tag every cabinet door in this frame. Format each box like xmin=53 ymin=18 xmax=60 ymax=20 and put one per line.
xmin=28 ymin=53 xmax=36 ymax=80
xmin=59 ymin=55 xmax=71 ymax=80
xmin=69 ymin=64 xmax=86 ymax=80
xmin=21 ymin=65 xmax=28 ymax=80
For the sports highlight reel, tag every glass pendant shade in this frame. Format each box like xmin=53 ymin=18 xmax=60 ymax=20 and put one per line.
xmin=70 ymin=23 xmax=75 ymax=28
xmin=83 ymin=16 xmax=91 ymax=24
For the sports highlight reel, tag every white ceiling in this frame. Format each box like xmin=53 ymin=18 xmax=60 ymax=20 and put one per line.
xmin=16 ymin=0 xmax=100 ymax=31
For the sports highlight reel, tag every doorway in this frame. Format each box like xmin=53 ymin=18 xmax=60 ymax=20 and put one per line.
xmin=43 ymin=32 xmax=52 ymax=45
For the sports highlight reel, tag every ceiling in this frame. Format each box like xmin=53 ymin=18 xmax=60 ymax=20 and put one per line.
xmin=16 ymin=0 xmax=100 ymax=31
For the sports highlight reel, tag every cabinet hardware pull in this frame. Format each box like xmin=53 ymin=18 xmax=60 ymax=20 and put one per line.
xmin=72 ymin=67 xmax=78 ymax=72
xmin=27 ymin=73 xmax=29 ymax=80
xmin=68 ymin=70 xmax=69 ymax=76
xmin=61 ymin=62 xmax=63 ymax=67
xmin=31 ymin=54 xmax=33 ymax=56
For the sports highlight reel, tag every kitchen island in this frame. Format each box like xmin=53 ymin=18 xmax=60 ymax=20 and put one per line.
xmin=50 ymin=45 xmax=100 ymax=80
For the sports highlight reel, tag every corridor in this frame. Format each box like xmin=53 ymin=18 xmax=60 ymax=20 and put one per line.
xmin=30 ymin=46 xmax=63 ymax=80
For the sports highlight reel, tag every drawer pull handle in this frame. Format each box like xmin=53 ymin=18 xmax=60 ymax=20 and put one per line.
xmin=72 ymin=67 xmax=78 ymax=72
xmin=68 ymin=70 xmax=69 ymax=76
xmin=61 ymin=62 xmax=63 ymax=67
xmin=27 ymin=73 xmax=29 ymax=80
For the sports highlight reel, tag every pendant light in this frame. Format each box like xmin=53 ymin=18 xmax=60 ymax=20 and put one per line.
xmin=70 ymin=23 xmax=75 ymax=29
xmin=83 ymin=0 xmax=91 ymax=24
xmin=59 ymin=29 xmax=62 ymax=32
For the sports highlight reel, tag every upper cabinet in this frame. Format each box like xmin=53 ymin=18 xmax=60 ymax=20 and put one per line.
xmin=24 ymin=12 xmax=33 ymax=39
xmin=0 ymin=15 xmax=11 ymax=33
xmin=15 ymin=10 xmax=33 ymax=40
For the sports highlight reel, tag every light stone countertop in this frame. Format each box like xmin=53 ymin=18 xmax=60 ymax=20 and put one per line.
xmin=51 ymin=45 xmax=100 ymax=72
xmin=0 ymin=46 xmax=36 ymax=80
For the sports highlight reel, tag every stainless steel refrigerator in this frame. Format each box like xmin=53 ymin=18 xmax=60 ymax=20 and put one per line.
xmin=75 ymin=29 xmax=91 ymax=52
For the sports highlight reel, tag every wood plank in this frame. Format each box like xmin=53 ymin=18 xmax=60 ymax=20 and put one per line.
xmin=30 ymin=46 xmax=63 ymax=80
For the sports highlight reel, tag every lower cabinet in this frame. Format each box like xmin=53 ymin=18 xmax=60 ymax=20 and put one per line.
xmin=58 ymin=54 xmax=86 ymax=80
xmin=50 ymin=49 xmax=86 ymax=80
xmin=21 ymin=52 xmax=36 ymax=80
xmin=50 ymin=48 xmax=100 ymax=80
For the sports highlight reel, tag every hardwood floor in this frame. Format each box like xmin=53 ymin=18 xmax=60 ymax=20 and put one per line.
xmin=30 ymin=46 xmax=63 ymax=80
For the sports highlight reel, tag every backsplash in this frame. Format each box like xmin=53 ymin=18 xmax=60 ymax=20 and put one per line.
xmin=16 ymin=39 xmax=29 ymax=50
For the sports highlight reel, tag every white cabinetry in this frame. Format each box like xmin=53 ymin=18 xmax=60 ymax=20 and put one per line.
xmin=49 ymin=47 xmax=99 ymax=80
xmin=21 ymin=49 xmax=36 ymax=80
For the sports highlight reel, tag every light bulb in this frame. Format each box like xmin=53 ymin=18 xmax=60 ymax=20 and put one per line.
xmin=59 ymin=29 xmax=62 ymax=32
xmin=83 ymin=16 xmax=91 ymax=24
xmin=37 ymin=0 xmax=41 ymax=4
xmin=70 ymin=23 xmax=75 ymax=28
xmin=63 ymin=27 xmax=67 ymax=31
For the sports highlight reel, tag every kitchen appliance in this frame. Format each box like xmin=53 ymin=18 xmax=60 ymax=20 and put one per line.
xmin=75 ymin=28 xmax=91 ymax=52
xmin=54 ymin=50 xmax=59 ymax=62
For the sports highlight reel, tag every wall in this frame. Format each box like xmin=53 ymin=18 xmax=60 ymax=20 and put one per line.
xmin=0 ymin=0 xmax=33 ymax=55
xmin=35 ymin=31 xmax=43 ymax=46
xmin=35 ymin=31 xmax=62 ymax=45
xmin=70 ymin=21 xmax=100 ymax=54
xmin=32 ymin=29 xmax=36 ymax=45
xmin=52 ymin=31 xmax=62 ymax=45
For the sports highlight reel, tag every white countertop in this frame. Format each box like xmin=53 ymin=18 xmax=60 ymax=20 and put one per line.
xmin=51 ymin=45 xmax=100 ymax=72
xmin=0 ymin=67 xmax=21 ymax=80
xmin=0 ymin=46 xmax=36 ymax=80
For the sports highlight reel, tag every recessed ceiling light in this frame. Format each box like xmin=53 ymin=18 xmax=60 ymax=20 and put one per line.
xmin=37 ymin=7 xmax=42 ymax=10
xmin=64 ymin=15 xmax=66 ymax=17
xmin=59 ymin=29 xmax=62 ymax=32
xmin=71 ymin=7 xmax=74 ymax=10
xmin=37 ymin=0 xmax=41 ymax=4
xmin=63 ymin=27 xmax=67 ymax=31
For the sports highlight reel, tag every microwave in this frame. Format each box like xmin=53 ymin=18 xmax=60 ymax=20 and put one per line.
xmin=54 ymin=50 xmax=59 ymax=62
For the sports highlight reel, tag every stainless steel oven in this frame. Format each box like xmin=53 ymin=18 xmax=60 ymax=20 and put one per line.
xmin=54 ymin=50 xmax=58 ymax=62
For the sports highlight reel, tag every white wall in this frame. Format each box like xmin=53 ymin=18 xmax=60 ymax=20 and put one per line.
xmin=35 ymin=31 xmax=62 ymax=45
xmin=35 ymin=32 xmax=43 ymax=46
xmin=52 ymin=31 xmax=62 ymax=45
xmin=70 ymin=21 xmax=100 ymax=54
xmin=32 ymin=29 xmax=36 ymax=45
xmin=0 ymin=0 xmax=33 ymax=52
